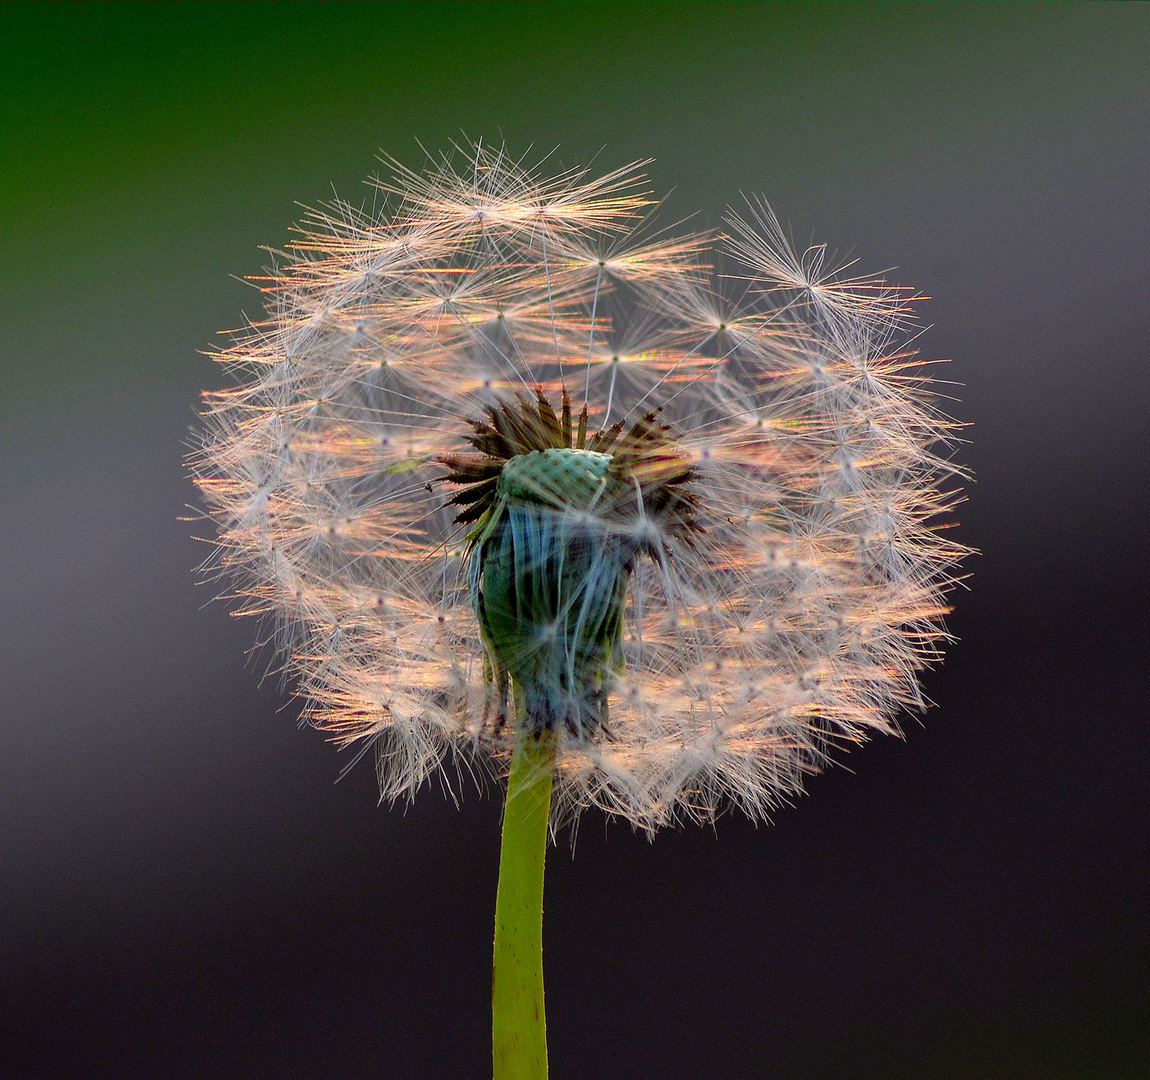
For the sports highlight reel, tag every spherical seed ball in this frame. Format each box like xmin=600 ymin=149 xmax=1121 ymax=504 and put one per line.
xmin=190 ymin=142 xmax=967 ymax=831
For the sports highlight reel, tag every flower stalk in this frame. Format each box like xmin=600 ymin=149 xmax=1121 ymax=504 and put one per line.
xmin=464 ymin=393 xmax=692 ymax=1078
xmin=492 ymin=713 xmax=557 ymax=1080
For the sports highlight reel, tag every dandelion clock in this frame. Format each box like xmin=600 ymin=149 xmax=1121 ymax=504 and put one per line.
xmin=191 ymin=141 xmax=966 ymax=1079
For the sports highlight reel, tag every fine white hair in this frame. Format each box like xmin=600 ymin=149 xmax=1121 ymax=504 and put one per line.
xmin=191 ymin=141 xmax=967 ymax=831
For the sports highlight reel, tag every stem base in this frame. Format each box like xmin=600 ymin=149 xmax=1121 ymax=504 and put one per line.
xmin=492 ymin=728 xmax=557 ymax=1080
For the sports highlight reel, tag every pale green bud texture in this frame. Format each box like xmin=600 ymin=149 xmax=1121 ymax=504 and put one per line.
xmin=475 ymin=449 xmax=632 ymax=734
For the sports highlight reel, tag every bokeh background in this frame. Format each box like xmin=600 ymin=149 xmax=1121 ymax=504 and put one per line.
xmin=2 ymin=3 xmax=1147 ymax=1078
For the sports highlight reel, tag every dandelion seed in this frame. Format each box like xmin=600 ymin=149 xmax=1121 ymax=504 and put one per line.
xmin=190 ymin=140 xmax=967 ymax=1079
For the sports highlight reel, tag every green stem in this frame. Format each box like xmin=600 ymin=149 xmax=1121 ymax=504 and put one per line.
xmin=492 ymin=721 xmax=557 ymax=1080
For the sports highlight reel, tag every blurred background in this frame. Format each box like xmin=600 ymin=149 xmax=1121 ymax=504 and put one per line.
xmin=2 ymin=3 xmax=1147 ymax=1078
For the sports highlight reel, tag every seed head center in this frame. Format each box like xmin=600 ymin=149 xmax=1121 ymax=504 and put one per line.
xmin=497 ymin=448 xmax=620 ymax=512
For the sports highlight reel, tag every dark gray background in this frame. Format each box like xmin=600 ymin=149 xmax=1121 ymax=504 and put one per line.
xmin=2 ymin=4 xmax=1146 ymax=1077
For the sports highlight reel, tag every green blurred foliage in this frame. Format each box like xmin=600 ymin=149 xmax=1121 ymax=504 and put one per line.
xmin=0 ymin=2 xmax=1143 ymax=395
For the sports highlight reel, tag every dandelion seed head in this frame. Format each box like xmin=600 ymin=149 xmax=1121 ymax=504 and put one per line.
xmin=191 ymin=141 xmax=967 ymax=831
